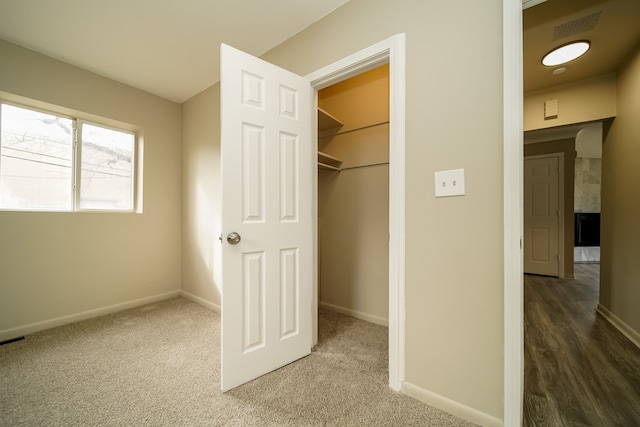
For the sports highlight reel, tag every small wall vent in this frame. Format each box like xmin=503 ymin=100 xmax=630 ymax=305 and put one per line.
xmin=552 ymin=11 xmax=602 ymax=41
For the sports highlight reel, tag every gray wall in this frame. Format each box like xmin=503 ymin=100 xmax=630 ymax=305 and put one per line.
xmin=574 ymin=158 xmax=602 ymax=213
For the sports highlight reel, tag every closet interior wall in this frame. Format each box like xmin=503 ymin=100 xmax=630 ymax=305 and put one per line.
xmin=317 ymin=64 xmax=390 ymax=325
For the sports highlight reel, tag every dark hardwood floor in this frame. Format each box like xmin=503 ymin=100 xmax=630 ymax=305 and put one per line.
xmin=524 ymin=263 xmax=640 ymax=426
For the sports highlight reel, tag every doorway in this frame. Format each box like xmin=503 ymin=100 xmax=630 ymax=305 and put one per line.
xmin=306 ymin=33 xmax=406 ymax=391
xmin=315 ymin=65 xmax=390 ymax=382
xmin=316 ymin=64 xmax=390 ymax=330
xmin=521 ymin=123 xmax=606 ymax=423
xmin=219 ymin=35 xmax=406 ymax=392
xmin=573 ymin=123 xmax=603 ymax=268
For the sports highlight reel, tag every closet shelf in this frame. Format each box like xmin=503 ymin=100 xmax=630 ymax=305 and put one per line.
xmin=318 ymin=108 xmax=343 ymax=170
xmin=318 ymin=107 xmax=343 ymax=136
xmin=318 ymin=162 xmax=341 ymax=171
xmin=324 ymin=120 xmax=390 ymax=137
xmin=318 ymin=151 xmax=342 ymax=171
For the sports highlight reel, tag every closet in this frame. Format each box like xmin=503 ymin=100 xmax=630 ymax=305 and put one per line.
xmin=317 ymin=64 xmax=390 ymax=326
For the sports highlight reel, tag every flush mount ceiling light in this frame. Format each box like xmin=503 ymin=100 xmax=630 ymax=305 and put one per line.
xmin=542 ymin=41 xmax=591 ymax=66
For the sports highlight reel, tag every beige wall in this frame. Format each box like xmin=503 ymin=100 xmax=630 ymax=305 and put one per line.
xmin=182 ymin=0 xmax=505 ymax=421
xmin=600 ymin=45 xmax=640 ymax=335
xmin=180 ymin=83 xmax=222 ymax=306
xmin=0 ymin=40 xmax=181 ymax=337
xmin=318 ymin=65 xmax=389 ymax=323
xmin=524 ymin=139 xmax=576 ymax=278
xmin=524 ymin=74 xmax=617 ymax=131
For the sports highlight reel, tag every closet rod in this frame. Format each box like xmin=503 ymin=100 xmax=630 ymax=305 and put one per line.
xmin=341 ymin=161 xmax=389 ymax=171
xmin=322 ymin=120 xmax=390 ymax=137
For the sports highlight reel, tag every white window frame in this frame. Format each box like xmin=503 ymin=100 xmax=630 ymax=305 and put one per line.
xmin=0 ymin=100 xmax=139 ymax=213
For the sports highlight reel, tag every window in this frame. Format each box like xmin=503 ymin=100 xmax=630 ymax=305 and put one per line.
xmin=0 ymin=102 xmax=136 ymax=211
xmin=78 ymin=123 xmax=135 ymax=210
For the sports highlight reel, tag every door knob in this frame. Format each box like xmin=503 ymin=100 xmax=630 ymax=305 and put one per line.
xmin=226 ymin=232 xmax=241 ymax=245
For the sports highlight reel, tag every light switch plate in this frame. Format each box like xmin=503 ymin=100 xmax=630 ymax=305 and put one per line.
xmin=435 ymin=169 xmax=465 ymax=197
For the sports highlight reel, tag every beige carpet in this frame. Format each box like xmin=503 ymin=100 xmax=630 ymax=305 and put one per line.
xmin=0 ymin=297 xmax=476 ymax=426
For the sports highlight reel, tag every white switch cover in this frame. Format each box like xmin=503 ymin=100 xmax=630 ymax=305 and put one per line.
xmin=435 ymin=169 xmax=465 ymax=197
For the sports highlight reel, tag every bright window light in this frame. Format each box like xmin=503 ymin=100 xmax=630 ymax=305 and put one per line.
xmin=542 ymin=41 xmax=590 ymax=66
xmin=79 ymin=123 xmax=135 ymax=211
xmin=0 ymin=102 xmax=137 ymax=212
xmin=0 ymin=104 xmax=73 ymax=210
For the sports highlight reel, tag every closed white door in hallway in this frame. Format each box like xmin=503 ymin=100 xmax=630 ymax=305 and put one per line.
xmin=524 ymin=155 xmax=560 ymax=277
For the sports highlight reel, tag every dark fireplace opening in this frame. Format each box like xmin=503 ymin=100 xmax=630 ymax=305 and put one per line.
xmin=574 ymin=212 xmax=600 ymax=247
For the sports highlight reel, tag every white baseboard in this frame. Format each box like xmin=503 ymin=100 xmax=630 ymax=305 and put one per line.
xmin=180 ymin=290 xmax=221 ymax=314
xmin=597 ymin=304 xmax=640 ymax=349
xmin=0 ymin=290 xmax=180 ymax=342
xmin=319 ymin=301 xmax=388 ymax=327
xmin=402 ymin=381 xmax=503 ymax=427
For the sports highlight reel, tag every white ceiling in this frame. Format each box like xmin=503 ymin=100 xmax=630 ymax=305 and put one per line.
xmin=524 ymin=0 xmax=640 ymax=93
xmin=1 ymin=0 xmax=638 ymax=103
xmin=0 ymin=0 xmax=350 ymax=103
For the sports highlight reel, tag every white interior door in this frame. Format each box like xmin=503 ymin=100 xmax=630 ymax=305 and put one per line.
xmin=220 ymin=44 xmax=312 ymax=391
xmin=524 ymin=156 xmax=560 ymax=277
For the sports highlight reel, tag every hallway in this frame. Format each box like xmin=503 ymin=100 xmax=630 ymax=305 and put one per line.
xmin=524 ymin=264 xmax=640 ymax=425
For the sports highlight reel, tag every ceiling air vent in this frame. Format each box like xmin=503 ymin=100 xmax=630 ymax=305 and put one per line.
xmin=552 ymin=11 xmax=602 ymax=41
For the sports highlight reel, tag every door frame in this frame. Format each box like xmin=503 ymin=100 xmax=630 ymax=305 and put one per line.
xmin=305 ymin=33 xmax=406 ymax=391
xmin=524 ymin=152 xmax=565 ymax=278
xmin=503 ymin=0 xmax=524 ymax=425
